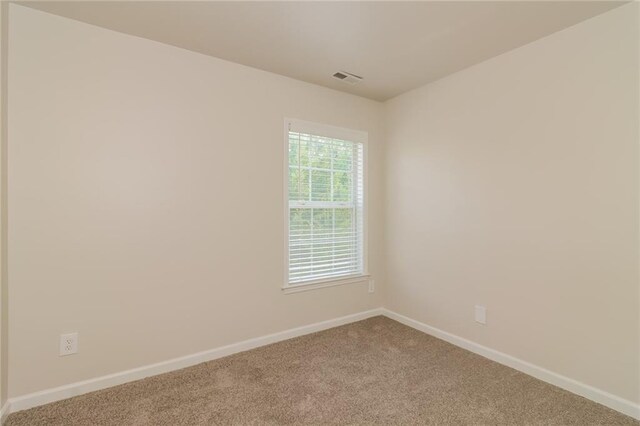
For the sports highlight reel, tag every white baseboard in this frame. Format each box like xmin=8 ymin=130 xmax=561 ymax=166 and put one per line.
xmin=0 ymin=401 xmax=9 ymax=425
xmin=381 ymin=309 xmax=640 ymax=420
xmin=6 ymin=308 xmax=384 ymax=416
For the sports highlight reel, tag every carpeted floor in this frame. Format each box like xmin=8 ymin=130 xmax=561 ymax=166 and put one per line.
xmin=6 ymin=316 xmax=638 ymax=425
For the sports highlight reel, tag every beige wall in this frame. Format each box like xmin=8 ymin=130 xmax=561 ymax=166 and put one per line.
xmin=384 ymin=3 xmax=639 ymax=404
xmin=0 ymin=0 xmax=8 ymax=409
xmin=7 ymin=4 xmax=384 ymax=397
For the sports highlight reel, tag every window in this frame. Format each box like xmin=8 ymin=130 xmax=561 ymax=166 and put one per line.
xmin=285 ymin=119 xmax=366 ymax=288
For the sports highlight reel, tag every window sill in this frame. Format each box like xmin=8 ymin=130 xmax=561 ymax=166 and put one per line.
xmin=282 ymin=274 xmax=370 ymax=294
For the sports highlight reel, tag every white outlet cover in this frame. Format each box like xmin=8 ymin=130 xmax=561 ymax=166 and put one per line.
xmin=60 ymin=332 xmax=78 ymax=356
xmin=475 ymin=305 xmax=487 ymax=325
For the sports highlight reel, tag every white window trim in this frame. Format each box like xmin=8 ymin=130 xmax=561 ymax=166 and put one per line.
xmin=282 ymin=274 xmax=371 ymax=294
xmin=282 ymin=117 xmax=369 ymax=292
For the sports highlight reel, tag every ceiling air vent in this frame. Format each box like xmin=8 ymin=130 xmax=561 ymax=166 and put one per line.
xmin=332 ymin=71 xmax=363 ymax=85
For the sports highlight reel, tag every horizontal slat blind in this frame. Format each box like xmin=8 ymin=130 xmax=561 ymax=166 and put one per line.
xmin=288 ymin=127 xmax=364 ymax=285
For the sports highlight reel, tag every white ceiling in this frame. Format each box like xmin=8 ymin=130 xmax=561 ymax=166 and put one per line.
xmin=21 ymin=1 xmax=624 ymax=101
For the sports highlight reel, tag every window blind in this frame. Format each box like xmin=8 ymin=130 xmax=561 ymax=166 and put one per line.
xmin=287 ymin=126 xmax=364 ymax=285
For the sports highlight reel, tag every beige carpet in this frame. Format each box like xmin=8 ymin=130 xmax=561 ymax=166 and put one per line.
xmin=6 ymin=316 xmax=638 ymax=425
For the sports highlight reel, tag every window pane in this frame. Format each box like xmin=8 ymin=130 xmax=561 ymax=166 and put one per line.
xmin=289 ymin=167 xmax=309 ymax=201
xmin=334 ymin=207 xmax=353 ymax=231
xmin=312 ymin=209 xmax=334 ymax=267
xmin=310 ymin=169 xmax=331 ymax=201
xmin=332 ymin=140 xmax=352 ymax=171
xmin=288 ymin=134 xmax=299 ymax=167
xmin=289 ymin=208 xmax=311 ymax=263
xmin=332 ymin=171 xmax=352 ymax=202
xmin=299 ymin=134 xmax=310 ymax=167
xmin=310 ymin=136 xmax=332 ymax=169
xmin=290 ymin=208 xmax=311 ymax=234
xmin=334 ymin=208 xmax=356 ymax=268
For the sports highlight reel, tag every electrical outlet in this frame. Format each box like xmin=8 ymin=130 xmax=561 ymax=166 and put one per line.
xmin=475 ymin=305 xmax=487 ymax=325
xmin=60 ymin=332 xmax=78 ymax=356
xmin=368 ymin=279 xmax=375 ymax=293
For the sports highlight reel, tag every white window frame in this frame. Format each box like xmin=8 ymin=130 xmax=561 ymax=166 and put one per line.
xmin=283 ymin=118 xmax=369 ymax=293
